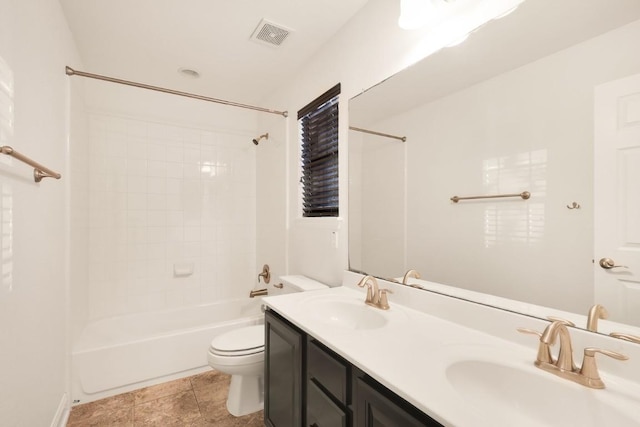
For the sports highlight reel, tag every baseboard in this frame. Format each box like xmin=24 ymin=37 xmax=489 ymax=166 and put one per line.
xmin=50 ymin=393 xmax=70 ymax=427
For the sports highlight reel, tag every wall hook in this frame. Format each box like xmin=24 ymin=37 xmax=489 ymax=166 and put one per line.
xmin=567 ymin=202 xmax=581 ymax=209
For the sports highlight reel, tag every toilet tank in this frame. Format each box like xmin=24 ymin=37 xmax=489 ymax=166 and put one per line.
xmin=270 ymin=275 xmax=328 ymax=296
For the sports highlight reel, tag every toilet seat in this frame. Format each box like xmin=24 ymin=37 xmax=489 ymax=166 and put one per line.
xmin=209 ymin=325 xmax=264 ymax=357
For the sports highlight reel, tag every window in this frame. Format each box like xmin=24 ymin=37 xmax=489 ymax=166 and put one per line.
xmin=298 ymin=83 xmax=341 ymax=217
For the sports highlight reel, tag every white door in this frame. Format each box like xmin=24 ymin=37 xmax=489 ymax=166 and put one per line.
xmin=594 ymin=73 xmax=640 ymax=326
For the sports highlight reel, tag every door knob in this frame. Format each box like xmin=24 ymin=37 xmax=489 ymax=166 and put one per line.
xmin=599 ymin=258 xmax=628 ymax=269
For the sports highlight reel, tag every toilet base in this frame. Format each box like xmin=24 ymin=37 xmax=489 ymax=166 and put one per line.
xmin=226 ymin=374 xmax=264 ymax=417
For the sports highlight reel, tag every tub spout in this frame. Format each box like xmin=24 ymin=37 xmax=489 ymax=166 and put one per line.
xmin=249 ymin=288 xmax=268 ymax=298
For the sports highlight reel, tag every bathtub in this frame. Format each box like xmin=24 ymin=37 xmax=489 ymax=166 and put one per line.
xmin=72 ymin=298 xmax=263 ymax=398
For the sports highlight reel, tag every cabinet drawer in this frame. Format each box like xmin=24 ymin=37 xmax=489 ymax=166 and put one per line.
xmin=307 ymin=379 xmax=347 ymax=427
xmin=308 ymin=340 xmax=349 ymax=405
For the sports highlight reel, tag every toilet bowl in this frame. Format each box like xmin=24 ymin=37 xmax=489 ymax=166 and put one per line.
xmin=207 ymin=324 xmax=265 ymax=416
xmin=207 ymin=275 xmax=328 ymax=417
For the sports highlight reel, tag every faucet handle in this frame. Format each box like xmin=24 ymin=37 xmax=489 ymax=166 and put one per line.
xmin=610 ymin=332 xmax=640 ymax=344
xmin=517 ymin=327 xmax=542 ymax=338
xmin=377 ymin=288 xmax=393 ymax=310
xmin=517 ymin=327 xmax=553 ymax=365
xmin=579 ymin=347 xmax=628 ymax=389
xmin=584 ymin=348 xmax=628 ymax=361
xmin=258 ymin=264 xmax=270 ymax=284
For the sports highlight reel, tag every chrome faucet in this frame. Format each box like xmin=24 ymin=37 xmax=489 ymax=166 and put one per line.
xmin=402 ymin=269 xmax=421 ymax=284
xmin=518 ymin=320 xmax=628 ymax=389
xmin=402 ymin=269 xmax=423 ymax=289
xmin=587 ymin=304 xmax=608 ymax=332
xmin=356 ymin=276 xmax=393 ymax=310
xmin=539 ymin=320 xmax=576 ymax=372
xmin=356 ymin=275 xmax=379 ymax=306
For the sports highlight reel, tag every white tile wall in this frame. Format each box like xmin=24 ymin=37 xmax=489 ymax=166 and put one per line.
xmin=87 ymin=114 xmax=256 ymax=319
xmin=69 ymin=80 xmax=90 ymax=343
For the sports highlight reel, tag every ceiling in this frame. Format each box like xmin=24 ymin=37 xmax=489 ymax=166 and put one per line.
xmin=59 ymin=0 xmax=370 ymax=107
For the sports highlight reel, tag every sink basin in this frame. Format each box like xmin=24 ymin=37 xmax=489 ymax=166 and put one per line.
xmin=299 ymin=296 xmax=388 ymax=330
xmin=446 ymin=359 xmax=640 ymax=426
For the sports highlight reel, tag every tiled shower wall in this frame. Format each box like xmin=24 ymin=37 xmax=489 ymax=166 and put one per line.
xmin=87 ymin=113 xmax=256 ymax=320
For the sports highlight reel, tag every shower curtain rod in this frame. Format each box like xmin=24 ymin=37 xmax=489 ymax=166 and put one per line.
xmin=65 ymin=66 xmax=288 ymax=117
xmin=349 ymin=126 xmax=406 ymax=142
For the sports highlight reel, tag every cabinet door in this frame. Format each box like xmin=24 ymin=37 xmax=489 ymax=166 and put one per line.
xmin=265 ymin=310 xmax=304 ymax=427
xmin=353 ymin=376 xmax=442 ymax=427
xmin=307 ymin=380 xmax=347 ymax=427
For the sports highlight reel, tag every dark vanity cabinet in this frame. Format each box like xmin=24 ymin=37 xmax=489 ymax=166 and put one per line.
xmin=265 ymin=309 xmax=443 ymax=427
xmin=265 ymin=309 xmax=304 ymax=427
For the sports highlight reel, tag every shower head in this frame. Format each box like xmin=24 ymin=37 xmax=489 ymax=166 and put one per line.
xmin=252 ymin=133 xmax=269 ymax=145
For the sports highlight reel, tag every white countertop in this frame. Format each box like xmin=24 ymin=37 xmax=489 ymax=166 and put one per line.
xmin=263 ymin=285 xmax=640 ymax=427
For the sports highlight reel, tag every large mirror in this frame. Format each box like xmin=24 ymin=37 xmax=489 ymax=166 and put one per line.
xmin=349 ymin=0 xmax=640 ymax=335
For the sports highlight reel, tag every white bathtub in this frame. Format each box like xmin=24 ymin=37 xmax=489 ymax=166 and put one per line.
xmin=72 ymin=298 xmax=263 ymax=398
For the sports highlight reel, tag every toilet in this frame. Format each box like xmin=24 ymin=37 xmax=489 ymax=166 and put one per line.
xmin=207 ymin=275 xmax=328 ymax=416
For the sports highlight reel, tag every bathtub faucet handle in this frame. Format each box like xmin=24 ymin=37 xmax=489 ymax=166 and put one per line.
xmin=258 ymin=264 xmax=270 ymax=284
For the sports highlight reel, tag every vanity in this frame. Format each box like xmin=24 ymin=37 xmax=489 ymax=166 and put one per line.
xmin=263 ymin=275 xmax=640 ymax=427
xmin=264 ymin=308 xmax=441 ymax=427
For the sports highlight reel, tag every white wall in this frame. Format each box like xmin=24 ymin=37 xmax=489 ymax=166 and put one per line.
xmin=0 ymin=0 xmax=82 ymax=425
xmin=75 ymin=80 xmax=260 ymax=320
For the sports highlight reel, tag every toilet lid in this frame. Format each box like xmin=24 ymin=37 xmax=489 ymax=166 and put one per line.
xmin=210 ymin=324 xmax=264 ymax=353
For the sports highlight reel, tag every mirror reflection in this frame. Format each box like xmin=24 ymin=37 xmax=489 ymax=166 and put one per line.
xmin=349 ymin=0 xmax=640 ymax=334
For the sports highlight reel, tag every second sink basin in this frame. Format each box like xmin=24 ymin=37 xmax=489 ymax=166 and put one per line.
xmin=446 ymin=359 xmax=640 ymax=426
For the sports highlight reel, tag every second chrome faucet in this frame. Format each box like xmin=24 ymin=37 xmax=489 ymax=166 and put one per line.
xmin=519 ymin=320 xmax=628 ymax=389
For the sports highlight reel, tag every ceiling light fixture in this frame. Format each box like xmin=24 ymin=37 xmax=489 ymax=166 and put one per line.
xmin=399 ymin=0 xmax=433 ymax=30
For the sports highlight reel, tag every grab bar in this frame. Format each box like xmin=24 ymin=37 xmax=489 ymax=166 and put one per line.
xmin=450 ymin=191 xmax=530 ymax=203
xmin=0 ymin=145 xmax=61 ymax=182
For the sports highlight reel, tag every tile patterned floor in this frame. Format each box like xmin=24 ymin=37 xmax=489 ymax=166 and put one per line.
xmin=67 ymin=370 xmax=264 ymax=426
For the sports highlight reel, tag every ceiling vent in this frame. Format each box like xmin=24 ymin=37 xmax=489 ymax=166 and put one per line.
xmin=250 ymin=19 xmax=292 ymax=47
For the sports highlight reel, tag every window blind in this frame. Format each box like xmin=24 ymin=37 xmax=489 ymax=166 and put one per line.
xmin=298 ymin=84 xmax=341 ymax=217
